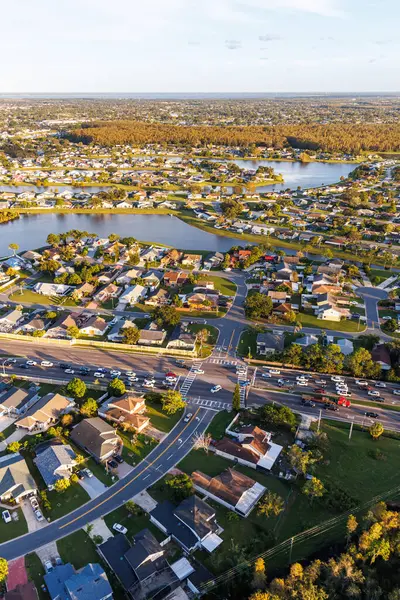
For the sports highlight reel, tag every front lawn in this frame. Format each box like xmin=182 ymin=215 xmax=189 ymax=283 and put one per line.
xmin=297 ymin=311 xmax=365 ymax=332
xmin=145 ymin=401 xmax=183 ymax=433
xmin=237 ymin=328 xmax=260 ymax=358
xmin=187 ymin=323 xmax=219 ymax=357
xmin=199 ymin=275 xmax=237 ymax=297
xmin=206 ymin=410 xmax=233 ymax=440
xmin=57 ymin=530 xmax=99 ymax=568
xmin=25 ymin=553 xmax=46 ymax=600
xmin=0 ymin=507 xmax=27 ymax=542
xmin=104 ymin=505 xmax=165 ymax=543
xmin=45 ymin=483 xmax=90 ymax=521
xmin=9 ymin=290 xmax=77 ymax=306
xmin=118 ymin=431 xmax=158 ymax=466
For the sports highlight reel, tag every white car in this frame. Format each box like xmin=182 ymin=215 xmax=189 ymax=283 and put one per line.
xmin=126 ymin=371 xmax=136 ymax=377
xmin=193 ymin=369 xmax=204 ymax=375
xmin=26 ymin=360 xmax=37 ymax=366
xmin=269 ymin=369 xmax=281 ymax=375
xmin=128 ymin=377 xmax=139 ymax=382
xmin=143 ymin=382 xmax=155 ymax=388
xmin=211 ymin=385 xmax=222 ymax=393
xmin=356 ymin=380 xmax=368 ymax=386
xmin=368 ymin=390 xmax=380 ymax=397
xmin=393 ymin=389 xmax=400 ymax=395
xmin=184 ymin=413 xmax=193 ymax=422
xmin=94 ymin=372 xmax=105 ymax=378
xmin=65 ymin=369 xmax=75 ymax=374
xmin=331 ymin=376 xmax=344 ymax=383
xmin=35 ymin=509 xmax=44 ymax=522
xmin=30 ymin=497 xmax=39 ymax=509
xmin=110 ymin=370 xmax=121 ymax=377
xmin=375 ymin=382 xmax=386 ymax=388
xmin=338 ymin=390 xmax=352 ymax=397
xmin=84 ymin=468 xmax=93 ymax=478
xmin=2 ymin=510 xmax=11 ymax=523
xmin=297 ymin=380 xmax=308 ymax=387
xmin=315 ymin=380 xmax=327 ymax=386
xmin=41 ymin=360 xmax=53 ymax=367
xmin=261 ymin=373 xmax=272 ymax=379
xmin=113 ymin=523 xmax=128 ymax=535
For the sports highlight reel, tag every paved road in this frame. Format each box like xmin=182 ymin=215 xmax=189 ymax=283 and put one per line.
xmin=0 ymin=405 xmax=214 ymax=560
xmin=356 ymin=286 xmax=389 ymax=331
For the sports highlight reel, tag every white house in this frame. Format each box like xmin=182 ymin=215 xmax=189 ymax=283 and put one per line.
xmin=119 ymin=284 xmax=147 ymax=305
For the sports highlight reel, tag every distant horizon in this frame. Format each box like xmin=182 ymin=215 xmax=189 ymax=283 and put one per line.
xmin=1 ymin=92 xmax=400 ymax=100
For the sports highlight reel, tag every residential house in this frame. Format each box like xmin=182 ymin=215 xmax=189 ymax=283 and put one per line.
xmin=163 ymin=271 xmax=188 ymax=288
xmin=166 ymin=325 xmax=196 ymax=351
xmin=144 ymin=288 xmax=170 ymax=307
xmin=107 ymin=319 xmax=137 ymax=342
xmin=150 ymin=495 xmax=223 ymax=554
xmin=192 ymin=468 xmax=265 ymax=517
xmin=74 ymin=282 xmax=95 ymax=300
xmin=16 ymin=393 xmax=75 ymax=432
xmin=214 ymin=425 xmax=283 ymax=471
xmin=70 ymin=417 xmax=122 ymax=463
xmin=119 ymin=284 xmax=147 ymax=306
xmin=267 ymin=291 xmax=287 ymax=304
xmin=34 ymin=283 xmax=71 ymax=297
xmin=0 ymin=453 xmax=37 ymax=503
xmin=256 ymin=332 xmax=284 ymax=355
xmin=4 ymin=583 xmax=38 ymax=600
xmin=44 ymin=563 xmax=112 ymax=600
xmin=0 ymin=386 xmax=40 ymax=416
xmin=371 ymin=344 xmax=391 ymax=370
xmin=336 ymin=338 xmax=354 ymax=356
xmin=79 ymin=315 xmax=108 ymax=337
xmin=138 ymin=322 xmax=166 ymax=346
xmin=99 ymin=530 xmax=179 ymax=600
xmin=34 ymin=442 xmax=77 ymax=490
xmin=181 ymin=254 xmax=202 ymax=270
xmin=94 ymin=283 xmax=120 ymax=304
xmin=44 ymin=314 xmax=78 ymax=339
xmin=116 ymin=268 xmax=143 ymax=285
xmin=99 ymin=394 xmax=149 ymax=433
xmin=142 ymin=270 xmax=163 ymax=291
xmin=186 ymin=293 xmax=218 ymax=311
xmin=316 ymin=303 xmax=350 ymax=322
xmin=18 ymin=316 xmax=48 ymax=334
xmin=0 ymin=309 xmax=23 ymax=332
xmin=296 ymin=334 xmax=318 ymax=347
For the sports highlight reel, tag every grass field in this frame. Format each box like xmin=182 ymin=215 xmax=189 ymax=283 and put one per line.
xmin=237 ymin=328 xmax=259 ymax=358
xmin=118 ymin=431 xmax=158 ymax=466
xmin=188 ymin=323 xmax=219 ymax=358
xmin=104 ymin=505 xmax=165 ymax=542
xmin=45 ymin=483 xmax=90 ymax=520
xmin=145 ymin=401 xmax=183 ymax=433
xmin=297 ymin=311 xmax=365 ymax=332
xmin=9 ymin=289 xmax=77 ymax=306
xmin=205 ymin=410 xmax=233 ymax=440
xmin=0 ymin=507 xmax=27 ymax=542
xmin=57 ymin=530 xmax=99 ymax=568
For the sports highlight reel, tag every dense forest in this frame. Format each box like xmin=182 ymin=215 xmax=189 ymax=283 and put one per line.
xmin=68 ymin=121 xmax=400 ymax=152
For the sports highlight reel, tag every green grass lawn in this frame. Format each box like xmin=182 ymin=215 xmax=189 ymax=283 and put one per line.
xmin=237 ymin=328 xmax=261 ymax=358
xmin=369 ymin=268 xmax=393 ymax=284
xmin=104 ymin=505 xmax=165 ymax=543
xmin=45 ymin=483 xmax=90 ymax=521
xmin=118 ymin=431 xmax=158 ymax=466
xmin=187 ymin=323 xmax=219 ymax=358
xmin=198 ymin=275 xmax=237 ymax=297
xmin=0 ymin=507 xmax=27 ymax=542
xmin=205 ymin=410 xmax=233 ymax=440
xmin=9 ymin=289 xmax=77 ymax=306
xmin=298 ymin=311 xmax=365 ymax=332
xmin=145 ymin=401 xmax=183 ymax=433
xmin=25 ymin=553 xmax=46 ymax=600
xmin=57 ymin=530 xmax=99 ymax=568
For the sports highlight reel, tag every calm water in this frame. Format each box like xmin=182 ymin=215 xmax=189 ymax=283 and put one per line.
xmin=0 ymin=214 xmax=246 ymax=255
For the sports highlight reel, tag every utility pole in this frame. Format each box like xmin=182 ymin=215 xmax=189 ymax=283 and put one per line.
xmin=289 ymin=536 xmax=294 ymax=563
xmin=349 ymin=418 xmax=354 ymax=440
xmin=317 ymin=409 xmax=322 ymax=432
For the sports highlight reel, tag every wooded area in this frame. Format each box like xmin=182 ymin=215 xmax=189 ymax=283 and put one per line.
xmin=69 ymin=121 xmax=400 ymax=152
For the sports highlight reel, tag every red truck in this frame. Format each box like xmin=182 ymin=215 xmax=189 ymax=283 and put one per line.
xmin=302 ymin=394 xmax=351 ymax=409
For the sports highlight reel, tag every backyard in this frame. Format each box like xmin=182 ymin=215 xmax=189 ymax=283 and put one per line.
xmin=118 ymin=431 xmax=158 ymax=466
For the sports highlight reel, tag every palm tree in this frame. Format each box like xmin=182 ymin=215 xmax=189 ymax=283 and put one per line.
xmin=8 ymin=243 xmax=19 ymax=256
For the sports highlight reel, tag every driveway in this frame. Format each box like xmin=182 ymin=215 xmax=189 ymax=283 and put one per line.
xmin=79 ymin=477 xmax=108 ymax=499
xmin=0 ymin=428 xmax=27 ymax=452
xmin=115 ymin=462 xmax=134 ymax=478
xmin=0 ymin=416 xmax=16 ymax=433
xmin=21 ymin=500 xmax=47 ymax=532
xmin=356 ymin=286 xmax=388 ymax=329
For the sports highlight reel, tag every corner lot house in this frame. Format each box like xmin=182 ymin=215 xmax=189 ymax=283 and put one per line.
xmin=256 ymin=332 xmax=284 ymax=356
xmin=99 ymin=395 xmax=149 ymax=433
xmin=150 ymin=495 xmax=223 ymax=553
xmin=214 ymin=425 xmax=283 ymax=471
xmin=34 ymin=442 xmax=76 ymax=490
xmin=70 ymin=417 xmax=122 ymax=462
xmin=16 ymin=393 xmax=75 ymax=432
xmin=0 ymin=453 xmax=37 ymax=503
xmin=192 ymin=468 xmax=265 ymax=517
xmin=34 ymin=282 xmax=71 ymax=296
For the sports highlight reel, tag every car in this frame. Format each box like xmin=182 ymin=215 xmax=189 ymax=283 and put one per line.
xmin=184 ymin=413 xmax=193 ymax=422
xmin=7 ymin=358 xmax=16 ymax=364
xmin=19 ymin=364 xmax=29 ymax=369
xmin=375 ymin=382 xmax=387 ymax=388
xmin=301 ymin=399 xmax=315 ymax=407
xmin=40 ymin=360 xmax=53 ymax=367
xmin=128 ymin=376 xmax=139 ymax=382
xmin=314 ymin=380 xmax=327 ymax=386
xmin=393 ymin=389 xmax=400 ymax=396
xmin=331 ymin=376 xmax=344 ymax=383
xmin=374 ymin=397 xmax=385 ymax=403
xmin=296 ymin=375 xmax=308 ymax=381
xmin=126 ymin=371 xmax=136 ymax=377
xmin=96 ymin=367 xmax=107 ymax=373
xmin=269 ymin=369 xmax=281 ymax=375
xmin=110 ymin=370 xmax=121 ymax=377
xmin=297 ymin=380 xmax=308 ymax=387
xmin=26 ymin=360 xmax=37 ymax=366
xmin=325 ymin=404 xmax=339 ymax=411
xmin=109 ymin=317 xmax=118 ymax=326
xmin=337 ymin=390 xmax=352 ymax=397
xmin=94 ymin=372 xmax=105 ymax=378
xmin=368 ymin=390 xmax=380 ymax=397
xmin=192 ymin=369 xmax=204 ymax=374
xmin=79 ymin=368 xmax=90 ymax=375
xmin=107 ymin=459 xmax=118 ymax=469
xmin=113 ymin=523 xmax=128 ymax=534
xmin=365 ymin=411 xmax=379 ymax=419
xmin=336 ymin=386 xmax=348 ymax=393
xmin=83 ymin=468 xmax=93 ymax=478
xmin=166 ymin=376 xmax=178 ymax=383
xmin=44 ymin=560 xmax=53 ymax=573
xmin=175 ymin=359 xmax=185 ymax=366
xmin=54 ymin=556 xmax=63 ymax=566
xmin=261 ymin=373 xmax=272 ymax=379
xmin=278 ymin=379 xmax=292 ymax=385
xmin=239 ymin=380 xmax=251 ymax=387
xmin=59 ymin=363 xmax=71 ymax=370
xmin=77 ymin=471 xmax=85 ymax=480
xmin=35 ymin=509 xmax=44 ymax=522
xmin=2 ymin=510 xmax=11 ymax=523
xmin=145 ymin=377 xmax=156 ymax=383
xmin=30 ymin=497 xmax=39 ymax=509
xmin=356 ymin=380 xmax=369 ymax=386
xmin=211 ymin=385 xmax=222 ymax=393
xmin=114 ymin=455 xmax=124 ymax=464
xmin=165 ymin=372 xmax=177 ymax=379
xmin=65 ymin=369 xmax=75 ymax=374
xmin=143 ymin=382 xmax=155 ymax=388
xmin=314 ymin=388 xmax=326 ymax=394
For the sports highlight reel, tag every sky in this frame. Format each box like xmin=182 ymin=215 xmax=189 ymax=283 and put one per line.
xmin=1 ymin=0 xmax=399 ymax=93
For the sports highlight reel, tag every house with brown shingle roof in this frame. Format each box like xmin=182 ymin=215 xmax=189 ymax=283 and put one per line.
xmin=192 ymin=468 xmax=265 ymax=517
xmin=99 ymin=394 xmax=149 ymax=433
xmin=70 ymin=417 xmax=122 ymax=463
xmin=214 ymin=424 xmax=283 ymax=471
xmin=16 ymin=393 xmax=75 ymax=432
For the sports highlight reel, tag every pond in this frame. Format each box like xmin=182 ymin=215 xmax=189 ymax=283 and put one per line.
xmin=0 ymin=213 xmax=246 ymax=255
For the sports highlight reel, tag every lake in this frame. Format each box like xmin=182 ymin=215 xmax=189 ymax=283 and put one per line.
xmin=0 ymin=214 xmax=246 ymax=255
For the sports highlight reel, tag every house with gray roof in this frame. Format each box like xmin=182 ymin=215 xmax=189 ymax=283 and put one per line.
xmin=34 ymin=443 xmax=76 ymax=490
xmin=70 ymin=417 xmax=122 ymax=463
xmin=0 ymin=386 xmax=40 ymax=416
xmin=256 ymin=332 xmax=284 ymax=356
xmin=44 ymin=562 xmax=112 ymax=600
xmin=0 ymin=453 xmax=37 ymax=503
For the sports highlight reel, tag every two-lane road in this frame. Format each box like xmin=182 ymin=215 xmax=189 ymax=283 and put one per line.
xmin=0 ymin=406 xmax=214 ymax=560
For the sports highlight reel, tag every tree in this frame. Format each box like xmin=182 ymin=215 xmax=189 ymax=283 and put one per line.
xmin=85 ymin=523 xmax=94 ymax=536
xmin=122 ymin=326 xmax=140 ymax=345
xmin=66 ymin=377 xmax=87 ymax=399
xmin=252 ymin=557 xmax=267 ymax=591
xmin=245 ymin=293 xmax=273 ymax=319
xmin=196 ymin=328 xmax=209 ymax=356
xmin=45 ymin=310 xmax=57 ymax=319
xmin=257 ymin=491 xmax=284 ymax=518
xmin=0 ymin=558 xmax=8 ymax=584
xmin=8 ymin=242 xmax=19 ymax=256
xmin=108 ymin=378 xmax=126 ymax=397
xmin=262 ymin=404 xmax=296 ymax=430
xmin=282 ymin=344 xmax=303 ymax=366
xmin=7 ymin=441 xmax=21 ymax=453
xmin=232 ymin=383 xmax=241 ymax=412
xmin=61 ymin=414 xmax=74 ymax=427
xmin=54 ymin=478 xmax=71 ymax=493
xmin=81 ymin=398 xmax=98 ymax=417
xmin=193 ymin=432 xmax=212 ymax=453
xmin=347 ymin=514 xmax=358 ymax=545
xmin=154 ymin=305 xmax=181 ymax=327
xmin=66 ymin=325 xmax=80 ymax=339
xmin=166 ymin=473 xmax=194 ymax=500
xmin=346 ymin=348 xmax=381 ymax=378
xmin=303 ymin=477 xmax=325 ymax=503
xmin=126 ymin=500 xmax=142 ymax=515
xmin=369 ymin=421 xmax=384 ymax=441
xmin=47 ymin=233 xmax=60 ymax=247
xmin=93 ymin=534 xmax=104 ymax=545
xmin=162 ymin=390 xmax=186 ymax=415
